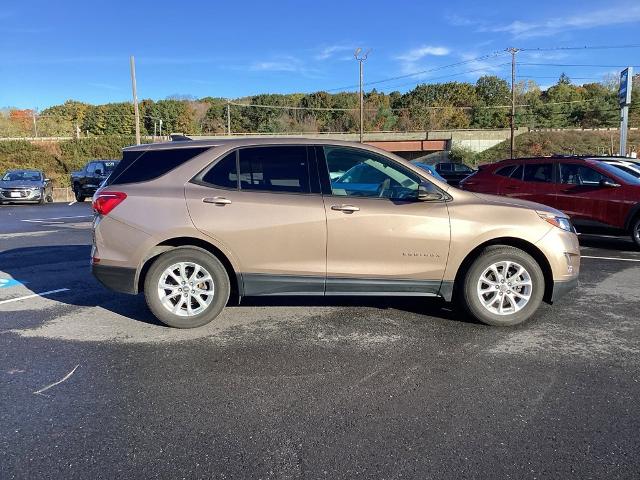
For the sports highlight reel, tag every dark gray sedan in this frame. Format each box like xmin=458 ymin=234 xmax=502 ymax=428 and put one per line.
xmin=0 ymin=169 xmax=53 ymax=205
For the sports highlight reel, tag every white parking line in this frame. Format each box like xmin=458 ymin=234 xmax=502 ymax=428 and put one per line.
xmin=68 ymin=201 xmax=77 ymax=206
xmin=0 ymin=288 xmax=70 ymax=306
xmin=0 ymin=230 xmax=59 ymax=239
xmin=22 ymin=215 xmax=92 ymax=223
xmin=582 ymin=255 xmax=640 ymax=263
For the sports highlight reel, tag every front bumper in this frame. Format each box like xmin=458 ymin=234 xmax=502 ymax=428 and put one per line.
xmin=550 ymin=276 xmax=578 ymax=303
xmin=92 ymin=264 xmax=138 ymax=294
xmin=0 ymin=188 xmax=42 ymax=202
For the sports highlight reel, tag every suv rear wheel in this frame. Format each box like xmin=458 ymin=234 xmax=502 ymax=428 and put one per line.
xmin=460 ymin=246 xmax=544 ymax=326
xmin=74 ymin=188 xmax=85 ymax=202
xmin=144 ymin=247 xmax=230 ymax=328
xmin=631 ymin=217 xmax=640 ymax=249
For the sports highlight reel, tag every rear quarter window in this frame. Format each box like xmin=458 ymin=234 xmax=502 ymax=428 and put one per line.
xmin=106 ymin=147 xmax=210 ymax=186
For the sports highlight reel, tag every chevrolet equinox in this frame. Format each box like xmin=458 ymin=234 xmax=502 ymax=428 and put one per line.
xmin=91 ymin=139 xmax=579 ymax=328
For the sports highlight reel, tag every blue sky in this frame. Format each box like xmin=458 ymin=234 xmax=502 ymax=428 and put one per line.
xmin=1 ymin=0 xmax=639 ymax=109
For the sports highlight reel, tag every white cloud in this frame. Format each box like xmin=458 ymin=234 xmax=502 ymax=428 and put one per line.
xmin=250 ymin=61 xmax=300 ymax=72
xmin=315 ymin=45 xmax=356 ymax=61
xmin=486 ymin=4 xmax=640 ymax=38
xmin=396 ymin=45 xmax=450 ymax=62
xmin=395 ymin=45 xmax=450 ymax=75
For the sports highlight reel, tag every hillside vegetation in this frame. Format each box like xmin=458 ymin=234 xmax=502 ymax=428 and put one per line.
xmin=475 ymin=130 xmax=640 ymax=164
xmin=0 ymin=137 xmax=134 ymax=187
xmin=2 ymin=74 xmax=639 ymax=138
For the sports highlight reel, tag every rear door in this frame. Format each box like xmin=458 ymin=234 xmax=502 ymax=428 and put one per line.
xmin=521 ymin=162 xmax=557 ymax=206
xmin=186 ymin=146 xmax=327 ymax=295
xmin=320 ymin=146 xmax=450 ymax=295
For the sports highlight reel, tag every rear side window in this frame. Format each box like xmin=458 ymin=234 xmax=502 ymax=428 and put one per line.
xmin=238 ymin=147 xmax=310 ymax=193
xmin=106 ymin=147 xmax=210 ymax=186
xmin=201 ymin=152 xmax=238 ymax=189
xmin=523 ymin=163 xmax=553 ymax=183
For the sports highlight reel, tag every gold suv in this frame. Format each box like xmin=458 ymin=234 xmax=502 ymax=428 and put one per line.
xmin=91 ymin=139 xmax=579 ymax=328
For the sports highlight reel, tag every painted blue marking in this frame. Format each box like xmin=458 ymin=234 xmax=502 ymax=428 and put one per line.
xmin=0 ymin=278 xmax=24 ymax=288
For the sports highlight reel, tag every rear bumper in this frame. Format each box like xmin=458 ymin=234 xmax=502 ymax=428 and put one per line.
xmin=550 ymin=277 xmax=578 ymax=303
xmin=92 ymin=264 xmax=138 ymax=294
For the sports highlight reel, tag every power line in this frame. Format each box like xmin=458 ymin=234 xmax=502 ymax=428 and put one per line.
xmin=520 ymin=44 xmax=640 ymax=52
xmin=324 ymin=51 xmax=508 ymax=92
xmin=520 ymin=63 xmax=640 ymax=68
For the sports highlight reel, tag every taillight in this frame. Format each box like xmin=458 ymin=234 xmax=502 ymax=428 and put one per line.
xmin=93 ymin=191 xmax=127 ymax=216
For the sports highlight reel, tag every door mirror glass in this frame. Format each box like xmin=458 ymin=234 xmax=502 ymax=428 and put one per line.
xmin=95 ymin=169 xmax=103 ymax=176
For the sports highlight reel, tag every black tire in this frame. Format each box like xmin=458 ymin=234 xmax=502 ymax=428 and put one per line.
xmin=143 ymin=247 xmax=230 ymax=328
xmin=46 ymin=194 xmax=54 ymax=203
xmin=74 ymin=188 xmax=85 ymax=202
xmin=38 ymin=189 xmax=45 ymax=205
xmin=459 ymin=246 xmax=545 ymax=327
xmin=631 ymin=217 xmax=640 ymax=249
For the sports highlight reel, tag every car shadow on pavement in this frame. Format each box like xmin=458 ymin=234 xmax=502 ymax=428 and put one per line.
xmin=0 ymin=244 xmax=479 ymax=329
xmin=578 ymin=234 xmax=639 ymax=253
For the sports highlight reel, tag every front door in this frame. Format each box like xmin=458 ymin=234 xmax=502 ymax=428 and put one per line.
xmin=555 ymin=162 xmax=621 ymax=227
xmin=185 ymin=146 xmax=327 ymax=295
xmin=319 ymin=146 xmax=451 ymax=295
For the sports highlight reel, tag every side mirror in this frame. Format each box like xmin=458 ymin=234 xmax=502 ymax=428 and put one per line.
xmin=44 ymin=178 xmax=51 ymax=183
xmin=599 ymin=178 xmax=620 ymax=188
xmin=417 ymin=184 xmax=445 ymax=201
xmin=95 ymin=169 xmax=103 ymax=176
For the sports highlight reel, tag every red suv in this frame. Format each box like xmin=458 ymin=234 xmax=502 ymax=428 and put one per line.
xmin=460 ymin=156 xmax=640 ymax=248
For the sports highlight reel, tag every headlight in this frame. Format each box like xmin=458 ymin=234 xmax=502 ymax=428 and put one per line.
xmin=537 ymin=211 xmax=574 ymax=232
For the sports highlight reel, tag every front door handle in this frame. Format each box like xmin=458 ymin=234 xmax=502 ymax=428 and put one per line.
xmin=331 ymin=204 xmax=360 ymax=213
xmin=203 ymin=197 xmax=232 ymax=206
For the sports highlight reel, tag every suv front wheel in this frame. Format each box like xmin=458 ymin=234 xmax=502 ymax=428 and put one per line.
xmin=144 ymin=247 xmax=230 ymax=328
xmin=460 ymin=246 xmax=545 ymax=326
xmin=631 ymin=217 xmax=640 ymax=249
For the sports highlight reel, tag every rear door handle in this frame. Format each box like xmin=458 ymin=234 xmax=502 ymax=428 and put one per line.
xmin=203 ymin=197 xmax=232 ymax=205
xmin=331 ymin=204 xmax=360 ymax=213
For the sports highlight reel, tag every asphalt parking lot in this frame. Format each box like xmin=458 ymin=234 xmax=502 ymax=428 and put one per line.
xmin=1 ymin=202 xmax=639 ymax=479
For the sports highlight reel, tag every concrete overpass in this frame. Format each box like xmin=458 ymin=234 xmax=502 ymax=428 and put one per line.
xmin=189 ymin=128 xmax=525 ymax=159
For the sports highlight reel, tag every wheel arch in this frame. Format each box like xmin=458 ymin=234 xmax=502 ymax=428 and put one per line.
xmin=136 ymin=236 xmax=241 ymax=300
xmin=450 ymin=236 xmax=554 ymax=304
xmin=623 ymin=203 xmax=640 ymax=231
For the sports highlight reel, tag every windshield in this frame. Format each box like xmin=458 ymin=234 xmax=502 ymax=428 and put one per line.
xmin=605 ymin=163 xmax=640 ymax=179
xmin=2 ymin=171 xmax=42 ymax=182
xmin=597 ymin=162 xmax=640 ymax=185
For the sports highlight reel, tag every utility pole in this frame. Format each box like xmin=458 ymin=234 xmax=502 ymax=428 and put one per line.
xmin=32 ymin=111 xmax=38 ymax=138
xmin=354 ymin=48 xmax=370 ymax=143
xmin=226 ymin=100 xmax=231 ymax=135
xmin=159 ymin=119 xmax=163 ymax=137
xmin=506 ymin=48 xmax=520 ymax=159
xmin=130 ymin=55 xmax=141 ymax=145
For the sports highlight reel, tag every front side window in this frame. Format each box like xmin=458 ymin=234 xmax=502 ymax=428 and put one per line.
xmin=324 ymin=147 xmax=421 ymax=200
xmin=238 ymin=146 xmax=310 ymax=193
xmin=559 ymin=164 xmax=609 ymax=186
xmin=509 ymin=164 xmax=524 ymax=180
xmin=523 ymin=163 xmax=553 ymax=183
xmin=86 ymin=162 xmax=96 ymax=174
xmin=495 ymin=165 xmax=517 ymax=177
